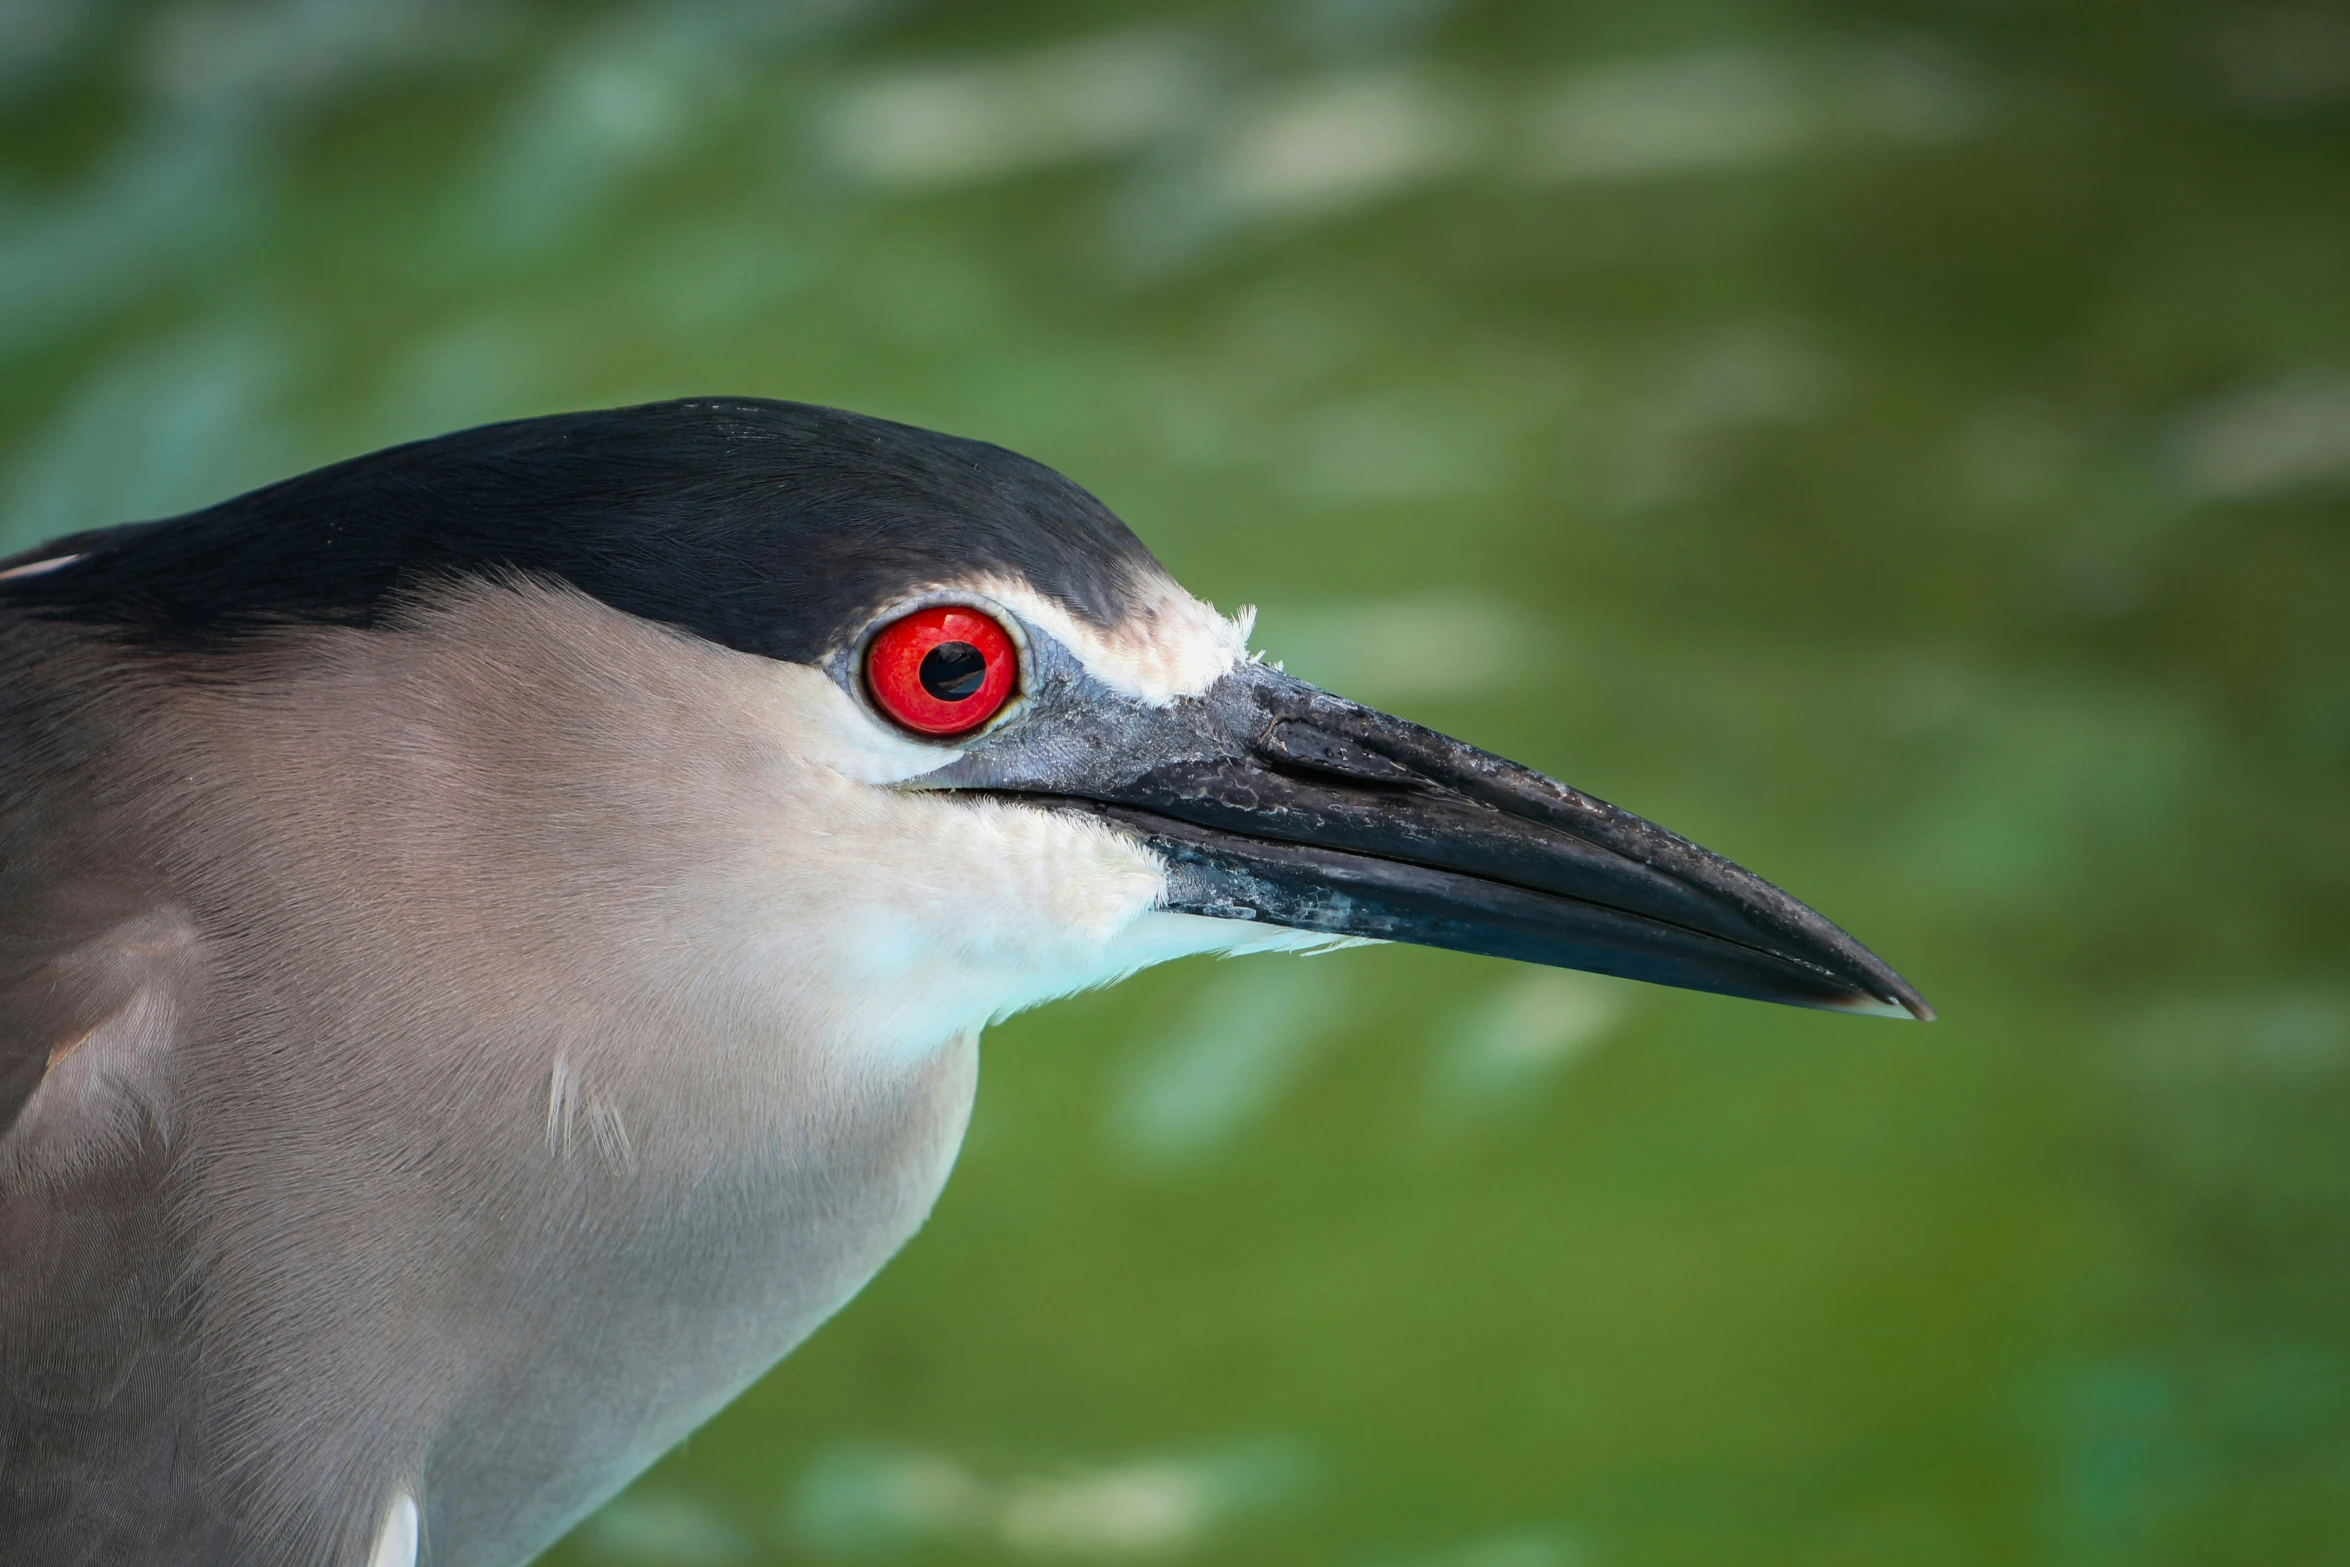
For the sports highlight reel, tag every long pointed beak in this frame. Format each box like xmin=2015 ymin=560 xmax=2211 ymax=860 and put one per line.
xmin=939 ymin=661 xmax=1930 ymax=1020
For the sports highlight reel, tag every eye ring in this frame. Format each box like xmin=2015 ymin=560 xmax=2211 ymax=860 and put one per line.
xmin=864 ymin=604 xmax=1020 ymax=737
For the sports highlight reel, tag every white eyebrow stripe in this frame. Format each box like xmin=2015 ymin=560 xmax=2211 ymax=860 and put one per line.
xmin=964 ymin=575 xmax=1253 ymax=705
xmin=367 ymin=1492 xmax=419 ymax=1567
xmin=0 ymin=552 xmax=83 ymax=581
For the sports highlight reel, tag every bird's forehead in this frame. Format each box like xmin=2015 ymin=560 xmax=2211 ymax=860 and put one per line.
xmin=914 ymin=571 xmax=1252 ymax=707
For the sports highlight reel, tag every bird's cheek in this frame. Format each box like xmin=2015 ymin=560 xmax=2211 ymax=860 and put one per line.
xmin=1025 ymin=818 xmax=1168 ymax=951
xmin=906 ymin=803 xmax=1164 ymax=964
xmin=760 ymin=659 xmax=965 ymax=785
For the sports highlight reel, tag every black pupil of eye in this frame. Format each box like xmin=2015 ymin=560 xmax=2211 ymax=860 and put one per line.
xmin=918 ymin=641 xmax=989 ymax=703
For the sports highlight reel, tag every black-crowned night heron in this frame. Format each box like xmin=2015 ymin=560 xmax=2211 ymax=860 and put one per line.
xmin=0 ymin=399 xmax=1927 ymax=1566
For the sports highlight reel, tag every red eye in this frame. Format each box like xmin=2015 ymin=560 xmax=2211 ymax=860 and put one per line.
xmin=864 ymin=605 xmax=1019 ymax=737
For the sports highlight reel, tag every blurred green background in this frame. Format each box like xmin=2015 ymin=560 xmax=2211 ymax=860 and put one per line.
xmin=5 ymin=1 xmax=2348 ymax=1563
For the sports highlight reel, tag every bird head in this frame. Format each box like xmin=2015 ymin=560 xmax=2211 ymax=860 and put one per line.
xmin=0 ymin=398 xmax=1929 ymax=1063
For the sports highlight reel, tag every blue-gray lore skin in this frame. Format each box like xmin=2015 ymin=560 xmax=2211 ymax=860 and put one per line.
xmin=0 ymin=398 xmax=1928 ymax=1567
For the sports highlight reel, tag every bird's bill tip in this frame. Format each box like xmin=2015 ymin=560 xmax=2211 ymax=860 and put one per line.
xmin=1823 ymin=989 xmax=1936 ymax=1022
